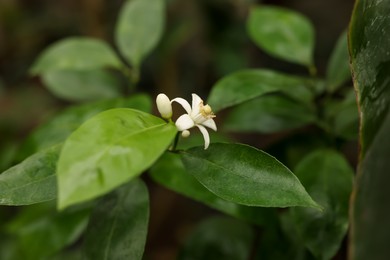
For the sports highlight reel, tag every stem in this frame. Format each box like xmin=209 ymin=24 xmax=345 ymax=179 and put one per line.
xmin=170 ymin=132 xmax=180 ymax=152
xmin=308 ymin=64 xmax=317 ymax=77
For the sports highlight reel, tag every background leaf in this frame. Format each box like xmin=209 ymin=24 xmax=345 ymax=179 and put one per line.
xmin=57 ymin=108 xmax=177 ymax=209
xmin=6 ymin=202 xmax=90 ymax=260
xmin=247 ymin=5 xmax=315 ymax=66
xmin=178 ymin=216 xmax=254 ymax=260
xmin=19 ymin=94 xmax=152 ymax=159
xmin=326 ymin=31 xmax=351 ymax=92
xmin=208 ymin=69 xmax=313 ymax=112
xmin=290 ymin=149 xmax=353 ymax=259
xmin=30 ymin=37 xmax=121 ymax=74
xmin=0 ymin=145 xmax=60 ymax=205
xmin=349 ymin=0 xmax=390 ymax=259
xmin=41 ymin=69 xmax=121 ymax=102
xmin=223 ymin=94 xmax=316 ymax=133
xmin=150 ymin=152 xmax=276 ymax=227
xmin=180 ymin=143 xmax=319 ymax=208
xmin=115 ymin=0 xmax=165 ymax=68
xmin=324 ymin=89 xmax=359 ymax=140
xmin=84 ymin=179 xmax=149 ymax=260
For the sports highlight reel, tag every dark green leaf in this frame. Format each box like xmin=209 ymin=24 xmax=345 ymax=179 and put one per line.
xmin=150 ymin=152 xmax=275 ymax=226
xmin=324 ymin=89 xmax=358 ymax=140
xmin=57 ymin=108 xmax=177 ymax=209
xmin=41 ymin=69 xmax=121 ymax=102
xmin=349 ymin=1 xmax=390 ymax=259
xmin=326 ymin=31 xmax=351 ymax=92
xmin=30 ymin=37 xmax=121 ymax=74
xmin=178 ymin=217 xmax=254 ymax=260
xmin=180 ymin=143 xmax=320 ymax=208
xmin=224 ymin=94 xmax=316 ymax=133
xmin=247 ymin=6 xmax=315 ymax=66
xmin=84 ymin=179 xmax=149 ymax=260
xmin=290 ymin=149 xmax=353 ymax=259
xmin=6 ymin=202 xmax=90 ymax=260
xmin=19 ymin=94 xmax=152 ymax=158
xmin=115 ymin=0 xmax=165 ymax=67
xmin=208 ymin=69 xmax=313 ymax=112
xmin=0 ymin=145 xmax=60 ymax=205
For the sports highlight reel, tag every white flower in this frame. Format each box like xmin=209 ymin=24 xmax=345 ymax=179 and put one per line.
xmin=156 ymin=93 xmax=173 ymax=119
xmin=172 ymin=94 xmax=217 ymax=149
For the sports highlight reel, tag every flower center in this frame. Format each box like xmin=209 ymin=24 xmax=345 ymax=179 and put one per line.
xmin=192 ymin=102 xmax=215 ymax=124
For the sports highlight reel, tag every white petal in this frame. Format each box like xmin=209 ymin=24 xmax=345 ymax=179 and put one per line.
xmin=196 ymin=125 xmax=210 ymax=150
xmin=191 ymin=93 xmax=203 ymax=117
xmin=171 ymin=98 xmax=192 ymax=114
xmin=201 ymin=118 xmax=217 ymax=131
xmin=156 ymin=94 xmax=172 ymax=119
xmin=175 ymin=114 xmax=195 ymax=131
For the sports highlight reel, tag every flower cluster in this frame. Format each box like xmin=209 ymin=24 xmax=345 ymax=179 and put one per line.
xmin=156 ymin=93 xmax=217 ymax=149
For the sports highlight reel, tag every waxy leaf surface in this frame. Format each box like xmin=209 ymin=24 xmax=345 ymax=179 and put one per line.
xmin=247 ymin=6 xmax=314 ymax=66
xmin=84 ymin=179 xmax=149 ymax=260
xmin=208 ymin=69 xmax=312 ymax=112
xmin=291 ymin=150 xmax=353 ymax=260
xmin=20 ymin=94 xmax=152 ymax=158
xmin=150 ymin=152 xmax=275 ymax=226
xmin=57 ymin=108 xmax=177 ymax=209
xmin=0 ymin=145 xmax=60 ymax=205
xmin=349 ymin=0 xmax=390 ymax=259
xmin=181 ymin=143 xmax=319 ymax=208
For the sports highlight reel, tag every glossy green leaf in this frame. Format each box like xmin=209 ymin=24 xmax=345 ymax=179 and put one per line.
xmin=349 ymin=0 xmax=390 ymax=259
xmin=115 ymin=0 xmax=165 ymax=67
xmin=208 ymin=69 xmax=313 ymax=112
xmin=224 ymin=94 xmax=316 ymax=133
xmin=57 ymin=108 xmax=177 ymax=209
xmin=180 ymin=143 xmax=319 ymax=208
xmin=41 ymin=69 xmax=121 ymax=102
xmin=84 ymin=179 xmax=149 ymax=260
xmin=247 ymin=6 xmax=315 ymax=66
xmin=30 ymin=37 xmax=121 ymax=74
xmin=324 ymin=89 xmax=358 ymax=140
xmin=0 ymin=145 xmax=60 ymax=205
xmin=7 ymin=202 xmax=90 ymax=260
xmin=178 ymin=217 xmax=254 ymax=260
xmin=326 ymin=31 xmax=351 ymax=92
xmin=290 ymin=150 xmax=353 ymax=259
xmin=19 ymin=94 xmax=152 ymax=158
xmin=150 ymin=152 xmax=276 ymax=227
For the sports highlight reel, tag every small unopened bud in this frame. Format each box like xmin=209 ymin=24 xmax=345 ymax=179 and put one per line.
xmin=181 ymin=130 xmax=190 ymax=138
xmin=156 ymin=93 xmax=172 ymax=119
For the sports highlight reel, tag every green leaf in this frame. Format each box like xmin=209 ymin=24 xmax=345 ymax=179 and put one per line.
xmin=57 ymin=108 xmax=177 ymax=209
xmin=41 ymin=69 xmax=121 ymax=102
xmin=0 ymin=145 xmax=60 ymax=205
xmin=178 ymin=217 xmax=254 ymax=260
xmin=150 ymin=152 xmax=276 ymax=227
xmin=84 ymin=179 xmax=149 ymax=260
xmin=208 ymin=69 xmax=313 ymax=112
xmin=224 ymin=94 xmax=316 ymax=133
xmin=324 ymin=89 xmax=358 ymax=140
xmin=349 ymin=0 xmax=390 ymax=259
xmin=7 ymin=202 xmax=90 ymax=260
xmin=19 ymin=94 xmax=152 ymax=158
xmin=247 ymin=5 xmax=315 ymax=66
xmin=326 ymin=31 xmax=351 ymax=92
xmin=115 ymin=0 xmax=165 ymax=67
xmin=290 ymin=149 xmax=353 ymax=260
xmin=180 ymin=143 xmax=319 ymax=208
xmin=30 ymin=37 xmax=122 ymax=74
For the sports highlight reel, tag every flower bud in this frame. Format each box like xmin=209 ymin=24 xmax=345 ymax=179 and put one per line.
xmin=181 ymin=130 xmax=190 ymax=138
xmin=156 ymin=93 xmax=172 ymax=119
